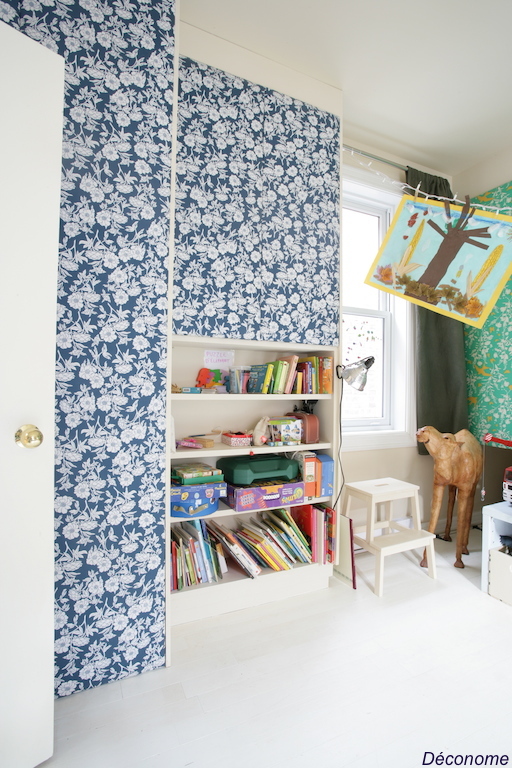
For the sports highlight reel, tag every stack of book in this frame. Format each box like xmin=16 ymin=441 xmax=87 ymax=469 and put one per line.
xmin=170 ymin=506 xmax=337 ymax=590
xmin=246 ymin=354 xmax=333 ymax=395
xmin=171 ymin=519 xmax=228 ymax=590
xmin=291 ymin=504 xmax=337 ymax=564
xmin=236 ymin=509 xmax=312 ymax=570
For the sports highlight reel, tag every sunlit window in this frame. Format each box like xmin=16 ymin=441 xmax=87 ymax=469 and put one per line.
xmin=341 ymin=172 xmax=413 ymax=443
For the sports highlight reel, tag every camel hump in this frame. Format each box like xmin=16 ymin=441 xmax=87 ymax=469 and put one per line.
xmin=454 ymin=429 xmax=481 ymax=448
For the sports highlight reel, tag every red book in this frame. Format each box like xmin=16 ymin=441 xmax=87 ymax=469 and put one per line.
xmin=291 ymin=505 xmax=317 ymax=562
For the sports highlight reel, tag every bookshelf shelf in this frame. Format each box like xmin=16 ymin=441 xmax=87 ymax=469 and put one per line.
xmin=171 ymin=442 xmax=332 ymax=460
xmin=170 ymin=393 xmax=331 ymax=401
xmin=170 ymin=560 xmax=333 ymax=626
xmin=170 ymin=496 xmax=331 ymax=522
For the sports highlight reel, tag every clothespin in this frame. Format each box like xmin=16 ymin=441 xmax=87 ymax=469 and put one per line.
xmin=414 ymin=182 xmax=421 ymax=203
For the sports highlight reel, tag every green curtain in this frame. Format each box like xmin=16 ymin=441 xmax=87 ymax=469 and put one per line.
xmin=406 ymin=168 xmax=469 ymax=454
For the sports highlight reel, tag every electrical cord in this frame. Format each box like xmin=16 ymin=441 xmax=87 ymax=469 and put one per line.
xmin=332 ymin=377 xmax=345 ymax=510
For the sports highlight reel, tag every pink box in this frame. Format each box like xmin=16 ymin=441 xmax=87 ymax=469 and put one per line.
xmin=226 ymin=481 xmax=305 ymax=512
xmin=221 ymin=432 xmax=252 ymax=447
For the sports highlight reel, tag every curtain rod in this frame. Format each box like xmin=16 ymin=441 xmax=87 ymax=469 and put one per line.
xmin=343 ymin=144 xmax=407 ymax=172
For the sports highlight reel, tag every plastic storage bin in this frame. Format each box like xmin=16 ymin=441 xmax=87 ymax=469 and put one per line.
xmin=216 ymin=454 xmax=299 ymax=485
xmin=489 ymin=547 xmax=512 ymax=606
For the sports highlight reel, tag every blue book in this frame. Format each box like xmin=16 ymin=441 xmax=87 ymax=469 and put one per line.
xmin=182 ymin=521 xmax=213 ymax=582
xmin=200 ymin=519 xmax=221 ymax=581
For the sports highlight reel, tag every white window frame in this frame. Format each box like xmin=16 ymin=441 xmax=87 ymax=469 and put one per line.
xmin=341 ymin=165 xmax=417 ymax=451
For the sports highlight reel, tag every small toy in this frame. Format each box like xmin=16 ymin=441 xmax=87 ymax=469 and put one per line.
xmin=221 ymin=432 xmax=252 ymax=447
xmin=251 ymin=417 xmax=269 ymax=446
xmin=504 ymin=467 xmax=512 ymax=504
xmin=268 ymin=418 xmax=302 ymax=446
xmin=482 ymin=434 xmax=512 ymax=504
xmin=196 ymin=368 xmax=229 ymax=389
xmin=176 ymin=438 xmax=203 ymax=449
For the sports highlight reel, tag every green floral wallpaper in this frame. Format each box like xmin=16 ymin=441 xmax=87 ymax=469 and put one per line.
xmin=465 ymin=181 xmax=512 ymax=441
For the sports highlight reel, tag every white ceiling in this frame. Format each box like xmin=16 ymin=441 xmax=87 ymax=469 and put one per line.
xmin=180 ymin=0 xmax=512 ymax=178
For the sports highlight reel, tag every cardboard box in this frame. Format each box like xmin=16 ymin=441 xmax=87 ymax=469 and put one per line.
xmin=226 ymin=481 xmax=305 ymax=512
xmin=489 ymin=547 xmax=512 ymax=606
xmin=221 ymin=432 xmax=252 ymax=447
xmin=294 ymin=451 xmax=317 ymax=497
xmin=315 ymin=454 xmax=334 ymax=498
xmin=170 ymin=481 xmax=227 ymax=518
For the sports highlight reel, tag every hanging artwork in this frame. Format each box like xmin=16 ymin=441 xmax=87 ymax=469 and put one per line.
xmin=365 ymin=195 xmax=512 ymax=328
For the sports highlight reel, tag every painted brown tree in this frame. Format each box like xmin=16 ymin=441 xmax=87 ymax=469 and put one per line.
xmin=418 ymin=196 xmax=491 ymax=289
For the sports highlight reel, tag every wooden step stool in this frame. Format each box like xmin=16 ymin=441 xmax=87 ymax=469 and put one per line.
xmin=341 ymin=477 xmax=436 ymax=596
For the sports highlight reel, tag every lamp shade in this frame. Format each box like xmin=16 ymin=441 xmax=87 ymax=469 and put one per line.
xmin=338 ymin=356 xmax=375 ymax=392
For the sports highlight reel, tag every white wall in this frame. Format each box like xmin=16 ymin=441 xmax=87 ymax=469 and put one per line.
xmin=453 ymin=146 xmax=512 ymax=199
xmin=179 ymin=22 xmax=342 ymax=117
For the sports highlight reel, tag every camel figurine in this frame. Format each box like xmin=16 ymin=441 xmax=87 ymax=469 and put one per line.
xmin=416 ymin=425 xmax=483 ymax=569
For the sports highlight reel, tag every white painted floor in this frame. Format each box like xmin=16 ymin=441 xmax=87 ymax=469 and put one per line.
xmin=45 ymin=529 xmax=512 ymax=768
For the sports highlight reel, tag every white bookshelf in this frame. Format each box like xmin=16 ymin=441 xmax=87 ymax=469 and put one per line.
xmin=166 ymin=335 xmax=341 ymax=652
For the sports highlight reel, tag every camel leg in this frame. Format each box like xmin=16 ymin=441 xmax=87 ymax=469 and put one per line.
xmin=461 ymin=486 xmax=476 ymax=556
xmin=421 ymin=483 xmax=445 ymax=568
xmin=442 ymin=485 xmax=456 ymax=542
xmin=454 ymin=490 xmax=472 ymax=568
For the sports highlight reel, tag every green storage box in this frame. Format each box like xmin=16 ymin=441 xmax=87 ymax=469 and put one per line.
xmin=216 ymin=454 xmax=298 ymax=485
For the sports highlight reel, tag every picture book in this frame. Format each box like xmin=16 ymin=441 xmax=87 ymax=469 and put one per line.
xmin=271 ymin=359 xmax=289 ymax=394
xmin=325 ymin=506 xmax=336 ymax=564
xmin=319 ymin=356 xmax=333 ymax=394
xmin=273 ymin=508 xmax=312 ymax=559
xmin=182 ymin=520 xmax=214 ymax=583
xmin=247 ymin=363 xmax=272 ymax=394
xmin=238 ymin=519 xmax=292 ymax=570
xmin=276 ymin=354 xmax=299 ymax=394
xmin=252 ymin=515 xmax=296 ymax=566
xmin=298 ymin=356 xmax=319 ymax=394
xmin=264 ymin=510 xmax=311 ymax=563
xmin=296 ymin=361 xmax=313 ymax=393
xmin=262 ymin=362 xmax=274 ymax=394
xmin=206 ymin=520 xmax=262 ymax=578
xmin=291 ymin=505 xmax=318 ymax=562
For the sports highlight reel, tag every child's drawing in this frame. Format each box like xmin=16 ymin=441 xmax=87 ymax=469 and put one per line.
xmin=365 ymin=195 xmax=512 ymax=328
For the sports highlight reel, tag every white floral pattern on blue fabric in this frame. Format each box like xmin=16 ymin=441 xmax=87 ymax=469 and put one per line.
xmin=174 ymin=57 xmax=340 ymax=345
xmin=2 ymin=0 xmax=175 ymax=696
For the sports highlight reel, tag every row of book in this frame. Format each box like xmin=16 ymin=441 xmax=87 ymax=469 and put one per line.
xmin=170 ymin=505 xmax=336 ymax=591
xmin=247 ymin=354 xmax=333 ymax=395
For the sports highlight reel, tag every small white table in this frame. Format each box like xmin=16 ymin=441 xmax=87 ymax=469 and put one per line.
xmin=481 ymin=501 xmax=512 ymax=593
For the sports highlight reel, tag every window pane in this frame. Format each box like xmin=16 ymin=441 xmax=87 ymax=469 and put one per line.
xmin=342 ymin=313 xmax=384 ymax=421
xmin=342 ymin=208 xmax=381 ymax=310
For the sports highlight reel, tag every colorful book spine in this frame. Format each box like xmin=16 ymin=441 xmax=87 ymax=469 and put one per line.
xmin=320 ymin=356 xmax=333 ymax=394
xmin=276 ymin=355 xmax=299 ymax=395
xmin=262 ymin=363 xmax=274 ymax=394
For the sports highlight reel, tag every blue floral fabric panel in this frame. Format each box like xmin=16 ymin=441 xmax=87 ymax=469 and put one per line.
xmin=1 ymin=1 xmax=175 ymax=695
xmin=174 ymin=57 xmax=340 ymax=345
xmin=259 ymin=89 xmax=341 ymax=345
xmin=174 ymin=61 xmax=264 ymax=339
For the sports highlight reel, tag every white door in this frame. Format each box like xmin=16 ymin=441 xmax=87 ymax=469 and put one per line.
xmin=0 ymin=21 xmax=64 ymax=768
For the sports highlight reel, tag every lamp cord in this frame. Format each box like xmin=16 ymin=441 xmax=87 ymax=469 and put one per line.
xmin=332 ymin=378 xmax=345 ymax=510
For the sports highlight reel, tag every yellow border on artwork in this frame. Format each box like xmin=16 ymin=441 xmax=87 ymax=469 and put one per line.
xmin=364 ymin=195 xmax=512 ymax=329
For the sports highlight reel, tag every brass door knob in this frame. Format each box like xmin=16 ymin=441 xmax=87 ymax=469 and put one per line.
xmin=15 ymin=424 xmax=44 ymax=449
